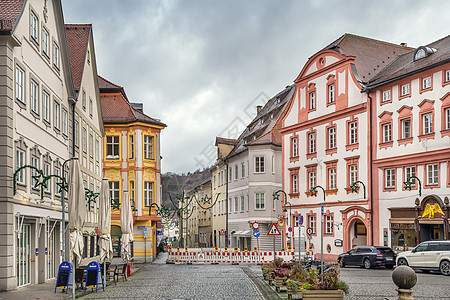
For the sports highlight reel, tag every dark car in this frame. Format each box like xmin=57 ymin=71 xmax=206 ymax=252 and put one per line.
xmin=338 ymin=246 xmax=396 ymax=269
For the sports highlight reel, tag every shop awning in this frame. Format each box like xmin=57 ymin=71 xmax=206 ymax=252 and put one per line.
xmin=233 ymin=230 xmax=251 ymax=237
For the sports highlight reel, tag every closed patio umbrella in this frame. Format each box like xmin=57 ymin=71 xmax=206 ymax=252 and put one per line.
xmin=68 ymin=159 xmax=86 ymax=265
xmin=120 ymin=191 xmax=134 ymax=262
xmin=98 ymin=178 xmax=113 ymax=263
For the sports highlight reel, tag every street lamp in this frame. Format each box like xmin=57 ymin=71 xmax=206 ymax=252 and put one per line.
xmin=403 ymin=176 xmax=422 ymax=197
xmin=61 ymin=157 xmax=78 ymax=261
xmin=283 ymin=201 xmax=292 ymax=248
xmin=273 ymin=190 xmax=289 ymax=249
xmin=349 ymin=180 xmax=366 ymax=199
xmin=310 ymin=185 xmax=325 ymax=276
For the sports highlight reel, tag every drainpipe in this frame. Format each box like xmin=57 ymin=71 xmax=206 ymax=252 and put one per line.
xmin=225 ymin=162 xmax=229 ymax=247
xmin=72 ymin=102 xmax=76 ymax=157
xmin=366 ymin=89 xmax=374 ymax=246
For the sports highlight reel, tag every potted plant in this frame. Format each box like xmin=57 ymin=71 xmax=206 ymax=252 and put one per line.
xmin=272 ymin=268 xmax=290 ymax=292
xmin=301 ymin=266 xmax=349 ymax=300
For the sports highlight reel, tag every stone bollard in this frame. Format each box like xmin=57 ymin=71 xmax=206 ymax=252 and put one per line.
xmin=392 ymin=266 xmax=417 ymax=300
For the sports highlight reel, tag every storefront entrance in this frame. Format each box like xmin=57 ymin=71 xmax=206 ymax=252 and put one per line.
xmin=420 ymin=224 xmax=444 ymax=241
xmin=17 ymin=223 xmax=31 ymax=287
xmin=350 ymin=219 xmax=367 ymax=248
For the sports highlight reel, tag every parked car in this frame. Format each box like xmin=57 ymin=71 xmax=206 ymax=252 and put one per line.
xmin=338 ymin=246 xmax=396 ymax=269
xmin=396 ymin=240 xmax=450 ymax=276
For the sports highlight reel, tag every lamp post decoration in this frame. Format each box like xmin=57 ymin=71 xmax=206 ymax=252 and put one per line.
xmin=349 ymin=180 xmax=366 ymax=199
xmin=310 ymin=185 xmax=326 ymax=277
xmin=403 ymin=176 xmax=422 ymax=197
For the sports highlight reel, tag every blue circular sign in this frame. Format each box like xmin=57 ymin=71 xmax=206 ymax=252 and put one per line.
xmin=288 ymin=227 xmax=292 ymax=232
xmin=299 ymin=215 xmax=304 ymax=225
xmin=253 ymin=230 xmax=260 ymax=237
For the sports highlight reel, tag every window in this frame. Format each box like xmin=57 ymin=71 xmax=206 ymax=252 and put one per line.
xmin=382 ymin=123 xmax=392 ymax=143
xmin=309 ymin=91 xmax=316 ymax=110
xmin=106 ymin=136 xmax=120 ymax=159
xmin=144 ymin=181 xmax=154 ymax=206
xmin=329 ymin=168 xmax=336 ymax=190
xmin=401 ymin=84 xmax=410 ymax=96
xmin=95 ymin=139 xmax=99 ymax=162
xmin=129 ymin=181 xmax=135 ymax=204
xmin=31 ymin=155 xmax=39 ymax=189
xmin=308 ymin=171 xmax=316 ymax=191
xmin=62 ymin=109 xmax=67 ymax=136
xmin=82 ymin=128 xmax=87 ymax=153
xmin=308 ymin=132 xmax=316 ymax=153
xmin=42 ymin=27 xmax=49 ymax=57
xmin=16 ymin=149 xmax=25 ymax=185
xmin=74 ymin=120 xmax=79 ymax=147
xmin=240 ymin=196 xmax=245 ymax=212
xmin=328 ymin=127 xmax=336 ymax=149
xmin=427 ymin=164 xmax=438 ymax=185
xmin=401 ymin=118 xmax=411 ymax=139
xmin=328 ymin=84 xmax=335 ymax=103
xmin=422 ymin=77 xmax=431 ymax=90
xmin=446 ymin=70 xmax=450 ymax=83
xmin=15 ymin=66 xmax=24 ymax=103
xmin=89 ymin=98 xmax=93 ymax=118
xmin=385 ymin=168 xmax=395 ymax=188
xmin=292 ymin=174 xmax=298 ymax=193
xmin=349 ymin=122 xmax=358 ymax=145
xmin=234 ymin=197 xmax=238 ymax=212
xmin=325 ymin=215 xmax=333 ymax=234
xmin=54 ymin=166 xmax=61 ymax=196
xmin=42 ymin=91 xmax=50 ymax=122
xmin=255 ymin=156 xmax=265 ymax=173
xmin=446 ymin=108 xmax=450 ymax=130
xmin=308 ymin=215 xmax=316 ymax=234
xmin=423 ymin=113 xmax=433 ymax=134
xmin=349 ymin=164 xmax=357 ymax=185
xmin=43 ymin=162 xmax=50 ymax=193
xmin=30 ymin=80 xmax=39 ymax=115
xmin=255 ymin=193 xmax=265 ymax=209
xmin=234 ymin=165 xmax=238 ymax=180
xmin=30 ymin=11 xmax=38 ymax=42
xmin=144 ymin=135 xmax=154 ymax=159
xmin=54 ymin=101 xmax=60 ymax=130
xmin=292 ymin=137 xmax=298 ymax=157
xmin=82 ymin=90 xmax=86 ymax=110
xmin=89 ymin=134 xmax=93 ymax=158
xmin=405 ymin=166 xmax=416 ymax=187
xmin=229 ymin=168 xmax=232 ymax=182
xmin=109 ymin=181 xmax=119 ymax=202
xmin=241 ymin=162 xmax=245 ymax=178
xmin=52 ymin=42 xmax=59 ymax=69
xmin=228 ymin=198 xmax=232 ymax=213
xmin=129 ymin=135 xmax=134 ymax=159
xmin=382 ymin=90 xmax=391 ymax=102
xmin=271 ymin=156 xmax=274 ymax=174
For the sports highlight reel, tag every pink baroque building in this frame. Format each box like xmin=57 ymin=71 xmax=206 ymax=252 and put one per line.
xmin=280 ymin=34 xmax=413 ymax=261
xmin=366 ymin=35 xmax=450 ymax=251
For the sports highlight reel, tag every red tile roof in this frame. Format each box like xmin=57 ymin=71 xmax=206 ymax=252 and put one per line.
xmin=322 ymin=34 xmax=413 ymax=82
xmin=98 ymin=75 xmax=128 ymax=100
xmin=0 ymin=0 xmax=25 ymax=31
xmin=215 ymin=137 xmax=239 ymax=146
xmin=100 ymin=93 xmax=166 ymax=127
xmin=65 ymin=24 xmax=91 ymax=91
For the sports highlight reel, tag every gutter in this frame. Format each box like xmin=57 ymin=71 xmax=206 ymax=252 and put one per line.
xmin=366 ymin=89 xmax=374 ymax=246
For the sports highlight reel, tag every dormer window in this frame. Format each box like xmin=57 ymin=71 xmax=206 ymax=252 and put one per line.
xmin=260 ymin=118 xmax=264 ymax=125
xmin=414 ymin=46 xmax=436 ymax=61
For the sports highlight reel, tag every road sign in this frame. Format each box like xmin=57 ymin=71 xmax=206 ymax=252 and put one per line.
xmin=251 ymin=222 xmax=259 ymax=230
xmin=143 ymin=227 xmax=148 ymax=239
xmin=306 ymin=227 xmax=313 ymax=236
xmin=137 ymin=226 xmax=145 ymax=229
xmin=321 ymin=202 xmax=324 ymax=215
xmin=288 ymin=227 xmax=292 ymax=232
xmin=253 ymin=230 xmax=260 ymax=238
xmin=299 ymin=215 xmax=303 ymax=225
xmin=220 ymin=229 xmax=225 ymax=235
xmin=267 ymin=223 xmax=281 ymax=236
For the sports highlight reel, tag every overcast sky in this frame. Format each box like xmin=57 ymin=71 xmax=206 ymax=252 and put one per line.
xmin=62 ymin=0 xmax=450 ymax=174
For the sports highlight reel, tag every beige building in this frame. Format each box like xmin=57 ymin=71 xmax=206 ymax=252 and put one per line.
xmin=0 ymin=0 xmax=76 ymax=290
xmin=211 ymin=137 xmax=237 ymax=248
xmin=186 ymin=178 xmax=212 ymax=248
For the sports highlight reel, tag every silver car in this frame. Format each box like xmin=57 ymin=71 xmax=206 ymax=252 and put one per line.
xmin=396 ymin=241 xmax=450 ymax=275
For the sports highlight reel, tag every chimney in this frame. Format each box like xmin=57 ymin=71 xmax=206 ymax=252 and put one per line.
xmin=400 ymin=42 xmax=408 ymax=47
xmin=257 ymin=105 xmax=262 ymax=114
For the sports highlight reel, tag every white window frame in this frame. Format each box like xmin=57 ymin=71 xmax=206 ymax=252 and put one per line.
xmin=309 ymin=215 xmax=316 ymax=234
xmin=89 ymin=134 xmax=93 ymax=158
xmin=144 ymin=135 xmax=154 ymax=159
xmin=349 ymin=121 xmax=358 ymax=145
xmin=30 ymin=80 xmax=39 ymax=115
xmin=325 ymin=215 xmax=333 ymax=234
xmin=254 ymin=156 xmax=265 ymax=173
xmin=82 ymin=127 xmax=87 ymax=153
xmin=52 ymin=42 xmax=60 ymax=69
xmin=106 ymin=135 xmax=120 ymax=159
xmin=109 ymin=181 xmax=120 ymax=202
xmin=382 ymin=123 xmax=391 ymax=143
xmin=240 ymin=195 xmax=244 ymax=212
xmin=427 ymin=164 xmax=438 ymax=185
xmin=292 ymin=137 xmax=298 ymax=157
xmin=30 ymin=10 xmax=38 ymax=43
xmin=31 ymin=155 xmax=39 ymax=190
xmin=42 ymin=91 xmax=50 ymax=122
xmin=328 ymin=127 xmax=336 ymax=149
xmin=89 ymin=98 xmax=93 ymax=118
xmin=234 ymin=165 xmax=238 ymax=180
xmin=53 ymin=101 xmax=60 ymax=130
xmin=308 ymin=171 xmax=316 ymax=191
xmin=54 ymin=166 xmax=61 ymax=196
xmin=401 ymin=84 xmax=410 ymax=96
xmin=349 ymin=164 xmax=357 ymax=185
xmin=446 ymin=108 xmax=450 ymax=130
xmin=422 ymin=77 xmax=431 ymax=89
xmin=234 ymin=197 xmax=238 ymax=212
xmin=241 ymin=162 xmax=245 ymax=178
xmin=446 ymin=70 xmax=450 ymax=83
xmin=329 ymin=167 xmax=336 ymax=190
xmin=42 ymin=27 xmax=49 ymax=57
xmin=385 ymin=168 xmax=395 ymax=188
xmin=292 ymin=174 xmax=298 ymax=194
xmin=405 ymin=166 xmax=416 ymax=187
xmin=328 ymin=84 xmax=335 ymax=103
xmin=16 ymin=149 xmax=25 ymax=185
xmin=308 ymin=132 xmax=316 ymax=153
xmin=43 ymin=162 xmax=50 ymax=193
xmin=15 ymin=66 xmax=24 ymax=103
xmin=382 ymin=90 xmax=391 ymax=102
xmin=74 ymin=120 xmax=79 ymax=147
xmin=255 ymin=192 xmax=265 ymax=210
xmin=401 ymin=118 xmax=411 ymax=139
xmin=95 ymin=139 xmax=99 ymax=162
xmin=309 ymin=91 xmax=316 ymax=109
xmin=423 ymin=113 xmax=433 ymax=134
xmin=144 ymin=181 xmax=154 ymax=206
xmin=62 ymin=109 xmax=67 ymax=136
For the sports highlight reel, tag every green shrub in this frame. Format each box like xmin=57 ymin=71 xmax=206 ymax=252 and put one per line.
xmin=286 ymin=280 xmax=299 ymax=292
xmin=273 ymin=257 xmax=284 ymax=268
xmin=335 ymin=280 xmax=349 ymax=294
xmin=301 ymin=283 xmax=312 ymax=290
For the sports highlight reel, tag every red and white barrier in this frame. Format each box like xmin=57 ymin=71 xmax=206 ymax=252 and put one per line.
xmin=167 ymin=249 xmax=295 ymax=264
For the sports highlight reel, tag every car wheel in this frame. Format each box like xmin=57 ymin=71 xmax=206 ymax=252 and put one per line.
xmin=397 ymin=258 xmax=408 ymax=266
xmin=439 ymin=260 xmax=450 ymax=276
xmin=363 ymin=258 xmax=371 ymax=269
xmin=339 ymin=258 xmax=345 ymax=268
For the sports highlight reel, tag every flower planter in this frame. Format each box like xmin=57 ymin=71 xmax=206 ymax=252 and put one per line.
xmin=287 ymin=282 xmax=302 ymax=300
xmin=275 ymin=276 xmax=287 ymax=292
xmin=302 ymin=289 xmax=344 ymax=300
xmin=268 ymin=273 xmax=274 ymax=286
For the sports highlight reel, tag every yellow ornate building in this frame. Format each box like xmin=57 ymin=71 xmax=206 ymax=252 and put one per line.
xmin=99 ymin=76 xmax=166 ymax=262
